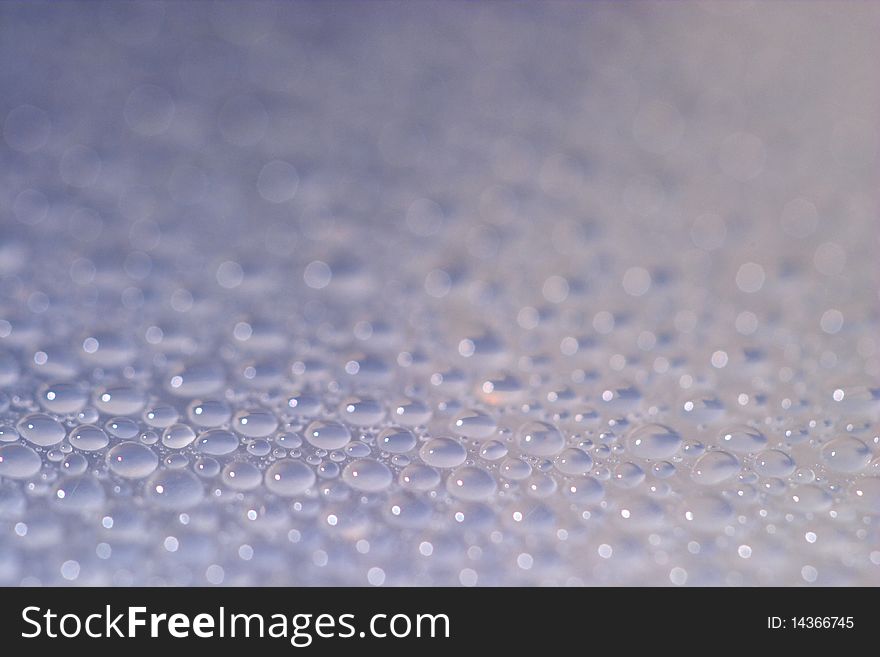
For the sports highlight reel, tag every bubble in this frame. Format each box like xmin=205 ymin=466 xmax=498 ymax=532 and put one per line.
xmin=419 ymin=437 xmax=467 ymax=468
xmin=124 ymin=85 xmax=174 ymax=136
xmin=38 ymin=381 xmax=88 ymax=414
xmin=94 ymin=385 xmax=146 ymax=416
xmin=222 ymin=462 xmax=262 ymax=491
xmin=146 ymin=469 xmax=204 ymax=509
xmin=446 ymin=466 xmax=496 ymax=501
xmin=232 ymin=410 xmax=278 ymax=438
xmin=518 ymin=421 xmax=565 ymax=456
xmin=451 ymin=409 xmax=497 ymax=439
xmin=626 ymin=423 xmax=682 ymax=459
xmin=106 ymin=442 xmax=159 ymax=478
xmin=69 ymin=424 xmax=110 ymax=452
xmin=257 ymin=160 xmax=299 ymax=203
xmin=342 ymin=459 xmax=393 ymax=492
xmin=691 ymin=451 xmax=740 ymax=485
xmin=820 ymin=436 xmax=871 ymax=473
xmin=717 ymin=425 xmax=767 ymax=454
xmin=0 ymin=444 xmax=42 ymax=479
xmin=3 ymin=104 xmax=51 ymax=152
xmin=17 ymin=413 xmax=65 ymax=447
xmin=378 ymin=427 xmax=417 ymax=454
xmin=753 ymin=449 xmax=796 ymax=477
xmin=265 ymin=460 xmax=315 ymax=496
xmin=339 ymin=396 xmax=386 ymax=427
xmin=195 ymin=429 xmax=240 ymax=456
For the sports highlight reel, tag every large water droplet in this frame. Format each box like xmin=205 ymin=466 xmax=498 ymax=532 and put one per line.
xmin=265 ymin=460 xmax=315 ymax=496
xmin=626 ymin=423 xmax=682 ymax=459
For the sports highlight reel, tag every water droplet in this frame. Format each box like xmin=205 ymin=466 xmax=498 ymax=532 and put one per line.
xmin=94 ymin=385 xmax=146 ymax=416
xmin=342 ymin=459 xmax=393 ymax=492
xmin=37 ymin=382 xmax=88 ymax=414
xmin=17 ymin=413 xmax=65 ymax=446
xmin=691 ymin=451 xmax=740 ymax=485
xmin=753 ymin=449 xmax=796 ymax=477
xmin=304 ymin=420 xmax=351 ymax=450
xmin=188 ymin=399 xmax=232 ymax=427
xmin=399 ymin=464 xmax=441 ymax=491
xmin=161 ymin=423 xmax=197 ymax=449
xmin=0 ymin=444 xmax=42 ymax=479
xmin=143 ymin=404 xmax=179 ymax=428
xmin=195 ymin=429 xmax=240 ymax=456
xmin=821 ymin=436 xmax=871 ymax=473
xmin=339 ymin=396 xmax=386 ymax=426
xmin=554 ymin=447 xmax=593 ymax=475
xmin=626 ymin=423 xmax=682 ymax=459
xmin=451 ymin=409 xmax=497 ymax=439
xmin=446 ymin=466 xmax=496 ymax=500
xmin=717 ymin=424 xmax=767 ymax=453
xmin=222 ymin=461 xmax=262 ymax=491
xmin=378 ymin=427 xmax=417 ymax=454
xmin=232 ymin=410 xmax=278 ymax=438
xmin=106 ymin=442 xmax=159 ymax=478
xmin=420 ymin=437 xmax=467 ymax=468
xmin=265 ymin=460 xmax=315 ymax=496
xmin=68 ymin=424 xmax=110 ymax=451
xmin=146 ymin=469 xmax=204 ymax=509
xmin=518 ymin=421 xmax=565 ymax=456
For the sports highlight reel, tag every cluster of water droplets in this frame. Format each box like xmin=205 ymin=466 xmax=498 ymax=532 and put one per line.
xmin=1 ymin=2 xmax=878 ymax=585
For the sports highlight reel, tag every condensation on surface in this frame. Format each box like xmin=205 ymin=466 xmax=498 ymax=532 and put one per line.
xmin=1 ymin=1 xmax=879 ymax=586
